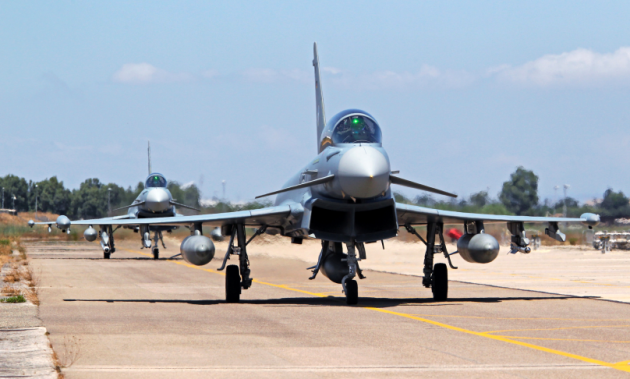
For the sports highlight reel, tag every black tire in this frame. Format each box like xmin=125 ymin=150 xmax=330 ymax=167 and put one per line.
xmin=152 ymin=248 xmax=159 ymax=260
xmin=432 ymin=263 xmax=448 ymax=301
xmin=345 ymin=279 xmax=358 ymax=305
xmin=225 ymin=264 xmax=241 ymax=303
xmin=104 ymin=252 xmax=110 ymax=259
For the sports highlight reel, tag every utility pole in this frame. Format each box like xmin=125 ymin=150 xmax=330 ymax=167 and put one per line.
xmin=35 ymin=184 xmax=38 ymax=220
xmin=563 ymin=184 xmax=570 ymax=218
xmin=222 ymin=180 xmax=226 ymax=200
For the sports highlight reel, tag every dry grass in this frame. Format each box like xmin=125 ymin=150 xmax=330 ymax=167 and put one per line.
xmin=53 ymin=335 xmax=81 ymax=368
xmin=4 ymin=265 xmax=19 ymax=283
xmin=2 ymin=284 xmax=20 ymax=296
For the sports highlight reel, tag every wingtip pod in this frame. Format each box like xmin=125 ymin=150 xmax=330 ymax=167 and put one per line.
xmin=580 ymin=213 xmax=600 ymax=227
xmin=28 ymin=220 xmax=34 ymax=228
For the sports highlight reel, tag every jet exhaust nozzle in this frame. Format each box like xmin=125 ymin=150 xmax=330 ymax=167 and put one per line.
xmin=181 ymin=235 xmax=215 ymax=266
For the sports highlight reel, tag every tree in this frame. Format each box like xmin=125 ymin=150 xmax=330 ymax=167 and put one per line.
xmin=0 ymin=175 xmax=29 ymax=211
xmin=554 ymin=196 xmax=579 ymax=210
xmin=600 ymin=188 xmax=630 ymax=217
xmin=36 ymin=177 xmax=72 ymax=214
xmin=69 ymin=179 xmax=108 ymax=219
xmin=168 ymin=181 xmax=201 ymax=209
xmin=469 ymin=191 xmax=489 ymax=207
xmin=499 ymin=167 xmax=539 ymax=215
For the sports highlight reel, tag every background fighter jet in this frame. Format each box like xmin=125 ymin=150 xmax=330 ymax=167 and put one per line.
xmin=29 ymin=142 xmax=201 ymax=259
xmin=39 ymin=44 xmax=600 ymax=305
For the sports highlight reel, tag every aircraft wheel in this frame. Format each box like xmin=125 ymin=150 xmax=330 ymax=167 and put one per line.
xmin=152 ymin=248 xmax=159 ymax=260
xmin=345 ymin=279 xmax=358 ymax=305
xmin=225 ymin=265 xmax=241 ymax=303
xmin=432 ymin=263 xmax=448 ymax=301
xmin=103 ymin=252 xmax=110 ymax=259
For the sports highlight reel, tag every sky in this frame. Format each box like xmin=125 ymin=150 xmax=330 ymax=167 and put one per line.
xmin=1 ymin=1 xmax=630 ymax=203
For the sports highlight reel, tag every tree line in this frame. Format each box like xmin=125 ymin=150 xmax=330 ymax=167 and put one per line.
xmin=0 ymin=175 xmax=202 ymax=219
xmin=1 ymin=167 xmax=628 ymax=220
xmin=395 ymin=167 xmax=630 ymax=219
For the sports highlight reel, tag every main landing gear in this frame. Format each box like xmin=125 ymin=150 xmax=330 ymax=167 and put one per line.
xmin=405 ymin=222 xmax=457 ymax=301
xmin=218 ymin=225 xmax=267 ymax=303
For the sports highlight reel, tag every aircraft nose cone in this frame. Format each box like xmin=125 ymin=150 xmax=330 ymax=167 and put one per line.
xmin=338 ymin=146 xmax=390 ymax=199
xmin=145 ymin=188 xmax=171 ymax=212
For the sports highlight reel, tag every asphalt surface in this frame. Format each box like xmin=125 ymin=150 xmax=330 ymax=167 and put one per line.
xmin=27 ymin=240 xmax=630 ymax=378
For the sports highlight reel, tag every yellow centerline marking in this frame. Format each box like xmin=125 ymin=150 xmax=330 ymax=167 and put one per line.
xmin=124 ymin=248 xmax=630 ymax=373
xmin=408 ymin=314 xmax=630 ymax=321
xmin=494 ymin=336 xmax=630 ymax=343
xmin=484 ymin=325 xmax=630 ymax=334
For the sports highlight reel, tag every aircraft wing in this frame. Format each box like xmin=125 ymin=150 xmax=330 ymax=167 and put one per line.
xmin=32 ymin=214 xmax=133 ymax=226
xmin=63 ymin=205 xmax=293 ymax=228
xmin=396 ymin=203 xmax=599 ymax=226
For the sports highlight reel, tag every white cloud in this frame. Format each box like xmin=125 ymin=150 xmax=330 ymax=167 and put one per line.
xmin=322 ymin=66 xmax=343 ymax=75
xmin=240 ymin=65 xmax=473 ymax=90
xmin=112 ymin=63 xmax=192 ymax=84
xmin=241 ymin=68 xmax=310 ymax=84
xmin=356 ymin=65 xmax=475 ymax=90
xmin=492 ymin=47 xmax=630 ymax=87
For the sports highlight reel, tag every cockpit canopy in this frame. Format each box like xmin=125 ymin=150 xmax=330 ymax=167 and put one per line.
xmin=332 ymin=114 xmax=382 ymax=144
xmin=145 ymin=173 xmax=168 ymax=188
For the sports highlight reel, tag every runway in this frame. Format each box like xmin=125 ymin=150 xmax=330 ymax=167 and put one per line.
xmin=28 ymin=240 xmax=630 ymax=378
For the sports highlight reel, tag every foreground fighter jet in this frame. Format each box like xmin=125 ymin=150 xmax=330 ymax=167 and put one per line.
xmin=29 ymin=142 xmax=201 ymax=259
xmin=37 ymin=44 xmax=600 ymax=304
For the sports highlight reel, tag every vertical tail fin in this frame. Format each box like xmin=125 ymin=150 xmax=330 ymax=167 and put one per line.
xmin=313 ymin=42 xmax=326 ymax=152
xmin=148 ymin=141 xmax=152 ymax=175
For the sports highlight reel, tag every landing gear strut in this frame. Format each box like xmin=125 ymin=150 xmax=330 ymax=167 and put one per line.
xmin=307 ymin=240 xmax=365 ymax=305
xmin=151 ymin=231 xmax=165 ymax=259
xmin=218 ymin=225 xmax=266 ymax=303
xmin=100 ymin=225 xmax=116 ymax=259
xmin=405 ymin=222 xmax=455 ymax=301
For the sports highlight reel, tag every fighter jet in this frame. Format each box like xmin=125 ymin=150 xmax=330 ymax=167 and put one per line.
xmin=38 ymin=44 xmax=600 ymax=305
xmin=29 ymin=142 xmax=202 ymax=259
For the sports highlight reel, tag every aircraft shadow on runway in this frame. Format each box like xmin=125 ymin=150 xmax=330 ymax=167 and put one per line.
xmin=62 ymin=295 xmax=592 ymax=308
xmin=31 ymin=257 xmax=183 ymax=261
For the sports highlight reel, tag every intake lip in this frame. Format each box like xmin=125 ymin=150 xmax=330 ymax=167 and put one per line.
xmin=338 ymin=146 xmax=390 ymax=199
xmin=144 ymin=188 xmax=171 ymax=213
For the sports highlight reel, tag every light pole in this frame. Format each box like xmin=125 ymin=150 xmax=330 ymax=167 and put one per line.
xmin=108 ymin=188 xmax=112 ymax=214
xmin=35 ymin=184 xmax=38 ymax=220
xmin=12 ymin=195 xmax=16 ymax=211
xmin=553 ymin=185 xmax=559 ymax=213
xmin=222 ymin=180 xmax=226 ymax=212
xmin=563 ymin=184 xmax=571 ymax=218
